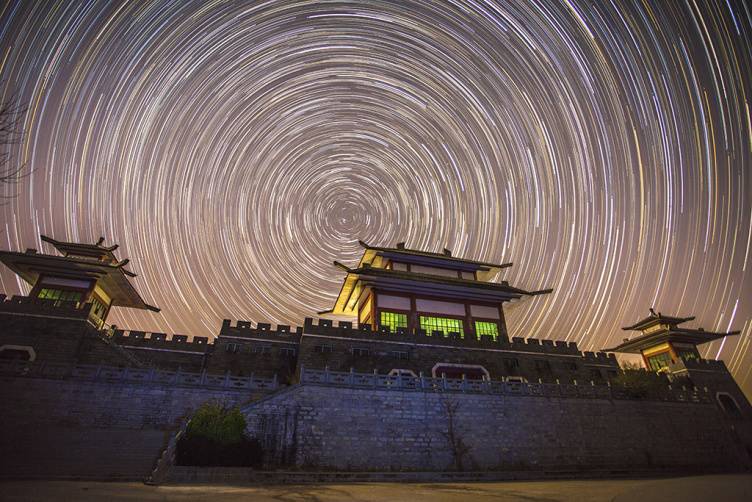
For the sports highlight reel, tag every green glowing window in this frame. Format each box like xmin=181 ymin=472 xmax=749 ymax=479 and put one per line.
xmin=90 ymin=296 xmax=108 ymax=321
xmin=37 ymin=288 xmax=83 ymax=303
xmin=379 ymin=311 xmax=408 ymax=333
xmin=677 ymin=348 xmax=699 ymax=362
xmin=646 ymin=352 xmax=672 ymax=372
xmin=420 ymin=316 xmax=464 ymax=337
xmin=474 ymin=321 xmax=499 ymax=340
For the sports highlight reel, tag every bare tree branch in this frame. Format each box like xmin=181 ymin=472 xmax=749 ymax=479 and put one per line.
xmin=0 ymin=94 xmax=29 ymax=192
xmin=440 ymin=396 xmax=471 ymax=471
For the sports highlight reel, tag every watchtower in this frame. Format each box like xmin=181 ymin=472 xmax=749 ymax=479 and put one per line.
xmin=321 ymin=240 xmax=552 ymax=342
xmin=607 ymin=309 xmax=749 ymax=417
xmin=606 ymin=308 xmax=738 ymax=372
xmin=0 ymin=235 xmax=159 ymax=328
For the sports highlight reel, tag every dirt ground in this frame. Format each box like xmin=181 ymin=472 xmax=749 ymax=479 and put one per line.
xmin=1 ymin=474 xmax=751 ymax=501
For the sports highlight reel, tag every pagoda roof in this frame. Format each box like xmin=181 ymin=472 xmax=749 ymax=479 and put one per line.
xmin=358 ymin=240 xmax=512 ymax=280
xmin=622 ymin=308 xmax=695 ymax=331
xmin=605 ymin=327 xmax=739 ymax=354
xmin=40 ymin=234 xmax=120 ymax=263
xmin=323 ymin=261 xmax=551 ymax=316
xmin=0 ymin=238 xmax=159 ymax=312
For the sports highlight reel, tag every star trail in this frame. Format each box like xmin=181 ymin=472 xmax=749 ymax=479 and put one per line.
xmin=0 ymin=0 xmax=750 ymax=396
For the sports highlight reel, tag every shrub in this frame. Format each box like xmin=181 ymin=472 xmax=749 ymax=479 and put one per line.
xmin=185 ymin=402 xmax=246 ymax=444
xmin=175 ymin=402 xmax=263 ymax=467
xmin=611 ymin=362 xmax=668 ymax=399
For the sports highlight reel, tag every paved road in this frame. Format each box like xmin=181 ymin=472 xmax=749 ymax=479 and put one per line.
xmin=1 ymin=474 xmax=751 ymax=501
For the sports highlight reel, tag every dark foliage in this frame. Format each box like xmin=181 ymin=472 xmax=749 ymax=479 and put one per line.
xmin=175 ymin=402 xmax=263 ymax=467
xmin=611 ymin=362 xmax=669 ymax=399
xmin=175 ymin=434 xmax=263 ymax=467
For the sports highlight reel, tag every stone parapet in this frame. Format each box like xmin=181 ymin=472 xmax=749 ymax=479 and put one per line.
xmin=671 ymin=358 xmax=728 ymax=371
xmin=213 ymin=318 xmax=618 ymax=363
xmin=0 ymin=294 xmax=92 ymax=319
xmin=219 ymin=319 xmax=303 ymax=342
xmin=301 ymin=317 xmax=611 ymax=359
xmin=111 ymin=329 xmax=210 ymax=352
xmin=0 ymin=359 xmax=278 ymax=392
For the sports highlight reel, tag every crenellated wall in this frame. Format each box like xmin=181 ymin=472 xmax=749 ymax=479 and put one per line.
xmin=205 ymin=320 xmax=303 ymax=382
xmin=298 ymin=318 xmax=619 ymax=383
xmin=302 ymin=318 xmax=584 ymax=354
xmin=110 ymin=329 xmax=210 ymax=371
xmin=0 ymin=294 xmax=92 ymax=319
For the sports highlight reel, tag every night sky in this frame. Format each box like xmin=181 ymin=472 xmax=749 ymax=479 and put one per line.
xmin=0 ymin=1 xmax=750 ymax=396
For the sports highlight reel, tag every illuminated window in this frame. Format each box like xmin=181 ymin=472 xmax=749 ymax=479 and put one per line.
xmin=420 ymin=316 xmax=464 ymax=337
xmin=380 ymin=311 xmax=408 ymax=333
xmin=676 ymin=348 xmax=699 ymax=362
xmin=474 ymin=321 xmax=499 ymax=340
xmin=37 ymin=288 xmax=83 ymax=303
xmin=646 ymin=352 xmax=672 ymax=371
xmin=90 ymin=296 xmax=108 ymax=322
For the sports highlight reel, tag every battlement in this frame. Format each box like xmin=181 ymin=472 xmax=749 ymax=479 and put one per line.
xmin=111 ymin=329 xmax=210 ymax=353
xmin=669 ymin=357 xmax=729 ymax=372
xmin=219 ymin=319 xmax=303 ymax=342
xmin=0 ymin=294 xmax=92 ymax=319
xmin=299 ymin=318 xmax=600 ymax=358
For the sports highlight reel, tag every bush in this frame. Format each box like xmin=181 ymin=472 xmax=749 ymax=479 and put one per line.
xmin=611 ymin=362 xmax=668 ymax=399
xmin=175 ymin=402 xmax=263 ymax=467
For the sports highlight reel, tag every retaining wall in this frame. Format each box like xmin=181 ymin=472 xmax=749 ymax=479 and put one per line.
xmin=0 ymin=372 xmax=274 ymax=480
xmin=242 ymin=382 xmax=752 ymax=473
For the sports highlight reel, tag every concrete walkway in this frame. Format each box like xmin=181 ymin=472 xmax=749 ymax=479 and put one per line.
xmin=1 ymin=474 xmax=750 ymax=501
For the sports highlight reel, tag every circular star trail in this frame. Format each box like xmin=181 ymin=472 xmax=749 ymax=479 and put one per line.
xmin=0 ymin=1 xmax=750 ymax=395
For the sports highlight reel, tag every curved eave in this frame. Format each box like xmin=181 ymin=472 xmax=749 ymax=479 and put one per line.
xmin=0 ymin=250 xmax=158 ymax=312
xmin=622 ymin=315 xmax=695 ymax=331
xmin=605 ymin=329 xmax=739 ymax=353
xmin=326 ymin=264 xmax=552 ymax=316
xmin=41 ymin=234 xmax=120 ymax=260
xmin=328 ymin=272 xmax=362 ymax=316
xmin=358 ymin=240 xmax=513 ymax=271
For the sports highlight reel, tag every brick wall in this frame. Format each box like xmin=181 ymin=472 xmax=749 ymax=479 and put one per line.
xmin=0 ymin=374 xmax=272 ymax=480
xmin=298 ymin=333 xmax=618 ymax=383
xmin=243 ymin=383 xmax=752 ymax=472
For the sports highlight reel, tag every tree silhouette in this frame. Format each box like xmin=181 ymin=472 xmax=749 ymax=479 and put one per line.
xmin=0 ymin=97 xmax=28 ymax=192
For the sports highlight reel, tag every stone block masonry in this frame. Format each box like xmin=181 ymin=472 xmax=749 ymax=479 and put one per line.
xmin=243 ymin=382 xmax=752 ymax=473
xmin=0 ymin=372 xmax=276 ymax=480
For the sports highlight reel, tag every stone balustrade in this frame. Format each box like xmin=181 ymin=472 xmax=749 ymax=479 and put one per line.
xmin=298 ymin=366 xmax=712 ymax=403
xmin=0 ymin=359 xmax=279 ymax=391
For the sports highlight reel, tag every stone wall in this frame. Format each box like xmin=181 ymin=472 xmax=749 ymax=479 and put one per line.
xmin=110 ymin=329 xmax=209 ymax=372
xmin=242 ymin=382 xmax=752 ymax=473
xmin=0 ymin=371 xmax=275 ymax=480
xmin=298 ymin=333 xmax=619 ymax=383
